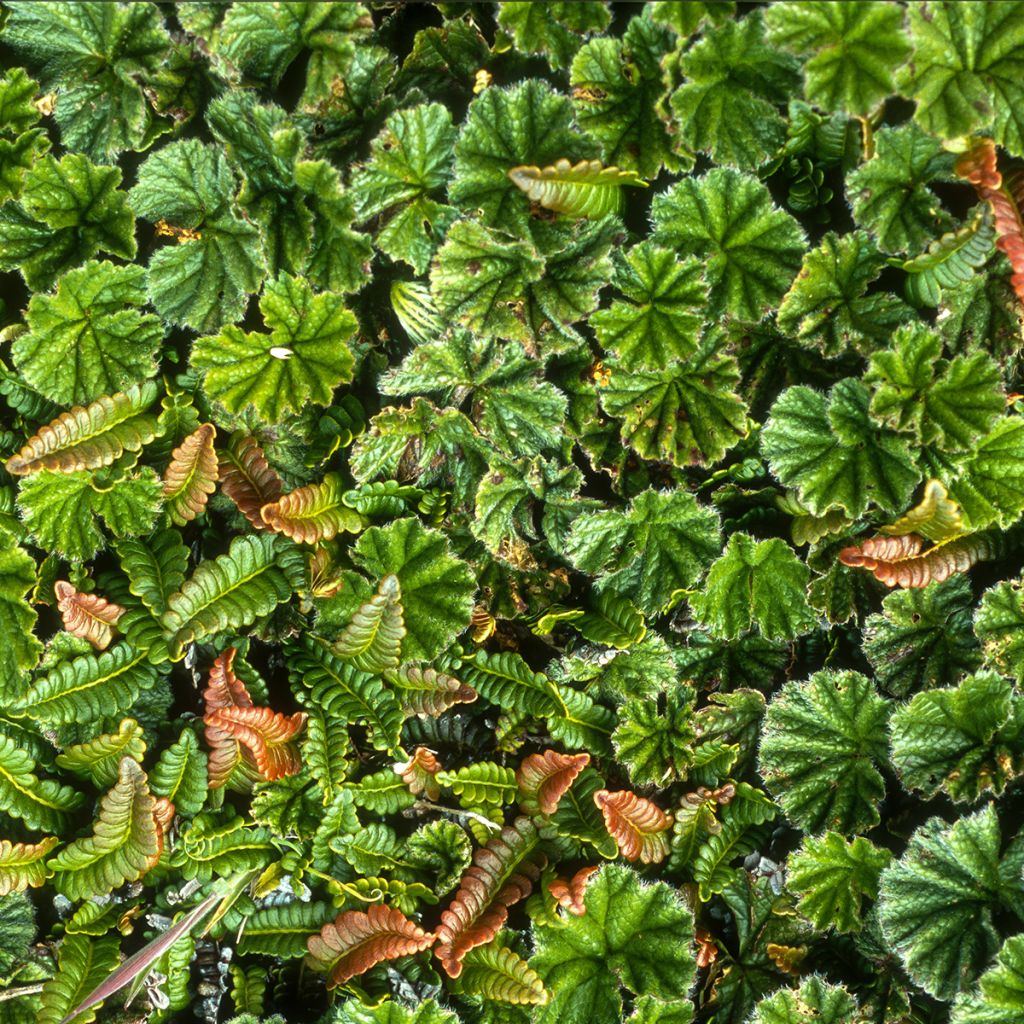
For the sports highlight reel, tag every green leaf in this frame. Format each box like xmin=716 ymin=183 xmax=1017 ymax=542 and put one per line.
xmin=0 ymin=66 xmax=48 ymax=204
xmin=460 ymin=651 xmax=563 ymax=719
xmin=0 ymin=528 xmax=41 ymax=697
xmin=161 ymin=534 xmax=306 ymax=658
xmin=0 ymin=731 xmax=82 ymax=833
xmin=890 ymin=670 xmax=1024 ymax=802
xmin=430 ymin=219 xmax=544 ymax=345
xmin=565 ymin=488 xmax=722 ymax=615
xmin=613 ymin=685 xmax=696 ymax=787
xmin=864 ymin=577 xmax=981 ymax=696
xmin=574 ymin=590 xmax=647 ymax=650
xmin=570 ymin=17 xmax=680 ymax=178
xmin=748 ymin=976 xmax=860 ymax=1024
xmin=331 ymin=998 xmax=458 ymax=1024
xmin=787 ymin=832 xmax=892 ymax=934
xmin=12 ymin=261 xmax=162 ymax=406
xmin=17 ymin=469 xmax=164 ymax=562
xmin=149 ymin=728 xmax=208 ymax=819
xmin=761 ymin=378 xmax=921 ymax=518
xmin=599 ymin=349 xmax=748 ymax=468
xmin=759 ymin=670 xmax=891 ymax=834
xmin=776 ymin=230 xmax=913 ymax=357
xmin=56 ymin=718 xmax=146 ymax=788
xmin=5 ymin=1 xmax=171 ymax=160
xmin=351 ymin=103 xmax=457 ymax=274
xmin=191 ymin=273 xmax=356 ymax=424
xmin=0 ymin=153 xmax=135 ymax=290
xmin=878 ymin=804 xmax=1021 ymax=999
xmin=130 ymin=139 xmax=266 ymax=331
xmin=668 ymin=10 xmax=800 ymax=170
xmin=38 ymin=932 xmax=120 ymax=1024
xmin=237 ymin=901 xmax=336 ymax=960
xmin=865 ymin=322 xmax=1004 ymax=452
xmin=689 ymin=534 xmax=817 ymax=642
xmin=845 ymin=124 xmax=955 ymax=254
xmin=348 ymin=518 xmax=475 ymax=661
xmin=936 ymin=416 xmax=1024 ymax=530
xmin=48 ymin=757 xmax=163 ymax=900
xmin=13 ymin=643 xmax=159 ymax=727
xmin=651 ymin=168 xmax=806 ymax=321
xmin=450 ymin=79 xmax=599 ymax=236
xmin=590 ymin=243 xmax=707 ymax=369
xmin=952 ymin=934 xmax=1024 ymax=1024
xmin=531 ymin=862 xmax=696 ymax=1024
xmin=117 ymin=528 xmax=188 ymax=618
xmin=901 ymin=1 xmax=1024 ymax=157
xmin=765 ymin=1 xmax=911 ymax=114
xmin=976 ymin=577 xmax=1024 ymax=684
xmin=497 ymin=2 xmax=610 ymax=71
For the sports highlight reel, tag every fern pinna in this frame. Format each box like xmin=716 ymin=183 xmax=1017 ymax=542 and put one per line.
xmin=4 ymin=2 xmax=1024 ymax=1024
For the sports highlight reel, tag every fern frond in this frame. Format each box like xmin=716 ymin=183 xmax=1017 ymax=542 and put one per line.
xmin=54 ymin=580 xmax=125 ymax=650
xmin=305 ymin=903 xmax=435 ymax=988
xmin=434 ymin=816 xmax=543 ymax=978
xmin=116 ymin=528 xmax=188 ymax=616
xmin=333 ymin=574 xmax=405 ymax=674
xmin=508 ymin=159 xmax=645 ymax=218
xmin=460 ymin=651 xmax=563 ymax=717
xmin=548 ymin=865 xmax=599 ymax=916
xmin=0 ymin=732 xmax=83 ymax=831
xmin=56 ymin=718 xmax=146 ymax=787
xmin=162 ymin=422 xmax=218 ymax=525
xmin=880 ymin=479 xmax=964 ymax=543
xmin=389 ymin=663 xmax=477 ymax=717
xmin=6 ymin=381 xmax=161 ymax=475
xmin=0 ymin=836 xmax=58 ymax=896
xmin=237 ymin=901 xmax=336 ymax=959
xmin=260 ymin=472 xmax=363 ymax=544
xmin=593 ymin=789 xmax=672 ymax=864
xmin=149 ymin=727 xmax=208 ymax=817
xmin=838 ymin=531 xmax=1005 ymax=588
xmin=437 ymin=762 xmax=518 ymax=813
xmin=205 ymin=705 xmax=307 ymax=783
xmin=450 ymin=941 xmax=550 ymax=1005
xmin=898 ymin=208 xmax=995 ymax=306
xmin=394 ymin=747 xmax=443 ymax=801
xmin=218 ymin=432 xmax=283 ymax=530
xmin=516 ymin=750 xmax=590 ymax=816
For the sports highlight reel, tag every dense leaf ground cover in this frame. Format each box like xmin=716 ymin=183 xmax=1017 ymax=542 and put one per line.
xmin=3 ymin=1 xmax=1024 ymax=1022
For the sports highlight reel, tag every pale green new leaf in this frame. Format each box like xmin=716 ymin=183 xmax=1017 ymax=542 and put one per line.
xmin=776 ymin=230 xmax=912 ymax=357
xmin=865 ymin=322 xmax=1004 ymax=452
xmin=0 ymin=528 xmax=41 ymax=697
xmin=430 ymin=219 xmax=544 ymax=345
xmin=599 ymin=349 xmax=747 ymax=468
xmin=532 ymin=863 xmax=695 ymax=1024
xmin=5 ymin=1 xmax=171 ymax=160
xmin=651 ymin=169 xmax=806 ymax=321
xmin=0 ymin=152 xmax=135 ymax=290
xmin=878 ymin=804 xmax=1021 ymax=999
xmin=565 ymin=488 xmax=721 ymax=615
xmin=351 ymin=102 xmax=457 ymax=274
xmin=759 ymin=670 xmax=891 ymax=834
xmin=669 ymin=10 xmax=800 ymax=170
xmin=130 ymin=139 xmax=266 ymax=331
xmin=508 ymin=159 xmax=644 ymax=219
xmin=845 ymin=124 xmax=955 ymax=254
xmin=761 ymin=378 xmax=921 ymax=517
xmin=570 ymin=18 xmax=679 ymax=178
xmin=12 ymin=261 xmax=162 ymax=405
xmin=191 ymin=273 xmax=356 ymax=423
xmin=890 ymin=670 xmax=1024 ymax=803
xmin=787 ymin=832 xmax=892 ymax=934
xmin=689 ymin=534 xmax=817 ymax=642
xmin=349 ymin=518 xmax=475 ymax=661
xmin=590 ymin=243 xmax=706 ymax=369
xmin=450 ymin=79 xmax=600 ymax=235
xmin=765 ymin=1 xmax=911 ymax=114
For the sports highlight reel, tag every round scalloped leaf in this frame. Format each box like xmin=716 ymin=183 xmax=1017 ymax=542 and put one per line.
xmin=952 ymin=934 xmax=1024 ymax=1024
xmin=748 ymin=974 xmax=860 ymax=1024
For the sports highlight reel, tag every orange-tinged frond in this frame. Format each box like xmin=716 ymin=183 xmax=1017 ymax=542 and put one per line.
xmin=548 ymin=865 xmax=599 ymax=916
xmin=54 ymin=580 xmax=125 ymax=650
xmin=306 ymin=903 xmax=435 ymax=988
xmin=435 ymin=817 xmax=544 ymax=978
xmin=203 ymin=648 xmax=253 ymax=712
xmin=163 ymin=423 xmax=218 ymax=525
xmin=838 ymin=531 xmax=1003 ymax=588
xmin=204 ymin=706 xmax=307 ymax=781
xmin=516 ymin=750 xmax=590 ymax=816
xmin=395 ymin=746 xmax=443 ymax=801
xmin=0 ymin=836 xmax=59 ymax=896
xmin=956 ymin=138 xmax=1024 ymax=303
xmin=594 ymin=789 xmax=671 ymax=864
xmin=260 ymin=472 xmax=363 ymax=544
xmin=218 ymin=433 xmax=283 ymax=530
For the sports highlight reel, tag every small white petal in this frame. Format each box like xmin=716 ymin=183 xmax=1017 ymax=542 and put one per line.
xmin=270 ymin=346 xmax=293 ymax=360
